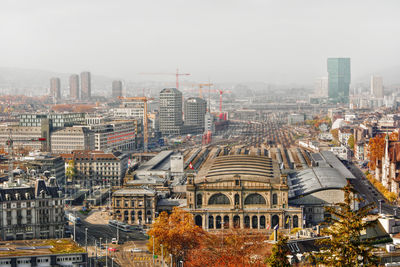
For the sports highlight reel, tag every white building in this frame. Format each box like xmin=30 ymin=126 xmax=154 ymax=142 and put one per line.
xmin=371 ymin=75 xmax=384 ymax=99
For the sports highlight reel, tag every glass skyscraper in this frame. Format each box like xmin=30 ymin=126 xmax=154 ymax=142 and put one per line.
xmin=327 ymin=58 xmax=351 ymax=103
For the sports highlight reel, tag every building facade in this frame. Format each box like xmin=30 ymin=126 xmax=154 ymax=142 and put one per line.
xmin=51 ymin=127 xmax=95 ymax=154
xmin=112 ymin=188 xmax=156 ymax=226
xmin=112 ymin=80 xmax=123 ymax=98
xmin=371 ymin=75 xmax=384 ymax=99
xmin=184 ymin=97 xmax=206 ymax=133
xmin=80 ymin=71 xmax=91 ymax=100
xmin=327 ymin=58 xmax=351 ymax=103
xmin=86 ymin=120 xmax=136 ymax=152
xmin=159 ymin=88 xmax=182 ymax=136
xmin=50 ymin=77 xmax=61 ymax=99
xmin=69 ymin=74 xmax=80 ymax=100
xmin=187 ymin=155 xmax=302 ymax=231
xmin=61 ymin=150 xmax=128 ymax=187
xmin=0 ymin=179 xmax=64 ymax=240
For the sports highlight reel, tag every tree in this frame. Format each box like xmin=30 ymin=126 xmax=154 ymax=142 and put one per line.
xmin=65 ymin=160 xmax=76 ymax=183
xmin=185 ymin=229 xmax=269 ymax=267
xmin=348 ymin=134 xmax=355 ymax=150
xmin=147 ymin=208 xmax=205 ymax=264
xmin=265 ymin=233 xmax=290 ymax=267
xmin=368 ymin=134 xmax=385 ymax=170
xmin=313 ymin=182 xmax=377 ymax=267
xmin=331 ymin=129 xmax=339 ymax=141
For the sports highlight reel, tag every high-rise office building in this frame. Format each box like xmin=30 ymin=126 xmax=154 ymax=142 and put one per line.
xmin=112 ymin=80 xmax=123 ymax=98
xmin=184 ymin=97 xmax=207 ymax=132
xmin=69 ymin=74 xmax=80 ymax=99
xmin=314 ymin=77 xmax=328 ymax=97
xmin=80 ymin=71 xmax=91 ymax=99
xmin=327 ymin=58 xmax=351 ymax=103
xmin=50 ymin=77 xmax=61 ymax=99
xmin=159 ymin=88 xmax=183 ymax=136
xmin=371 ymin=75 xmax=384 ymax=99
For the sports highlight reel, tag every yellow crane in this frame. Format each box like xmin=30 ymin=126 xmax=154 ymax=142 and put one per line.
xmin=198 ymin=83 xmax=213 ymax=98
xmin=118 ymin=96 xmax=154 ymax=152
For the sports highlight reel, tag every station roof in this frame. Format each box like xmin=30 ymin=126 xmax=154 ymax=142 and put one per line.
xmin=196 ymin=155 xmax=281 ymax=183
xmin=287 ymin=166 xmax=348 ymax=199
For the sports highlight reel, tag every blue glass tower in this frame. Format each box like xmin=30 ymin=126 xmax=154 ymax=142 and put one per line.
xmin=327 ymin=58 xmax=351 ymax=103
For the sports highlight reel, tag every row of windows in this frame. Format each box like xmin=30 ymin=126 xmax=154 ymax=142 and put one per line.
xmin=198 ymin=193 xmax=279 ymax=206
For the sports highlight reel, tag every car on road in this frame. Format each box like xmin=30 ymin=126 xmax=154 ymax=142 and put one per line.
xmin=111 ymin=238 xmax=118 ymax=244
xmin=132 ymin=248 xmax=143 ymax=253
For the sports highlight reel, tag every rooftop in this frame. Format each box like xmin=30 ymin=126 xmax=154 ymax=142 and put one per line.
xmin=113 ymin=188 xmax=156 ymax=196
xmin=0 ymin=239 xmax=85 ymax=258
xmin=196 ymin=155 xmax=281 ymax=183
xmin=287 ymin=167 xmax=348 ymax=199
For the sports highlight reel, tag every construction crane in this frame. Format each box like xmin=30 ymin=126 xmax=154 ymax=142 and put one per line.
xmin=139 ymin=68 xmax=190 ymax=90
xmin=198 ymin=83 xmax=213 ymax=98
xmin=209 ymin=89 xmax=232 ymax=114
xmin=118 ymin=96 xmax=154 ymax=152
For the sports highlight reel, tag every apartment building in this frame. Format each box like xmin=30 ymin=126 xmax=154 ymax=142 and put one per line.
xmin=0 ymin=179 xmax=64 ymax=240
xmin=86 ymin=120 xmax=136 ymax=152
xmin=61 ymin=150 xmax=128 ymax=187
xmin=51 ymin=127 xmax=95 ymax=154
xmin=159 ymin=88 xmax=183 ymax=136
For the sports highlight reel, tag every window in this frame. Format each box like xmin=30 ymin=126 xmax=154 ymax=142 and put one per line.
xmin=244 ymin=194 xmax=266 ymax=205
xmin=272 ymin=193 xmax=278 ymax=205
xmin=208 ymin=194 xmax=230 ymax=205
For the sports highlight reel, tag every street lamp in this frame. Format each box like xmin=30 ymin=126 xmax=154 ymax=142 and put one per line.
xmin=112 ymin=257 xmax=114 ymax=267
xmin=170 ymin=253 xmax=173 ymax=267
xmin=180 ymin=260 xmax=184 ymax=267
xmin=152 ymin=236 xmax=155 ymax=266
xmin=85 ymin=228 xmax=88 ymax=252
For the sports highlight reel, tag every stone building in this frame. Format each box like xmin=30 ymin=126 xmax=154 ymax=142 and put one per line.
xmin=186 ymin=155 xmax=302 ymax=230
xmin=112 ymin=188 xmax=157 ymax=226
xmin=61 ymin=150 xmax=128 ymax=187
xmin=0 ymin=178 xmax=64 ymax=240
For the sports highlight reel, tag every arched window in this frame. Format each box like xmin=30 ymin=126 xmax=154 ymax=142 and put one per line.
xmin=195 ymin=215 xmax=203 ymax=227
xmin=223 ymin=216 xmax=229 ymax=228
xmin=244 ymin=216 xmax=250 ymax=228
xmin=272 ymin=215 xmax=279 ymax=229
xmin=208 ymin=193 xmax=230 ymax=205
xmin=216 ymin=216 xmax=222 ymax=229
xmin=272 ymin=193 xmax=278 ymax=205
xmin=233 ymin=216 xmax=240 ymax=228
xmin=196 ymin=194 xmax=202 ymax=207
xmin=260 ymin=216 xmax=266 ymax=229
xmin=252 ymin=216 xmax=258 ymax=229
xmin=244 ymin=194 xmax=266 ymax=205
xmin=293 ymin=215 xmax=299 ymax=228
xmin=208 ymin=216 xmax=214 ymax=229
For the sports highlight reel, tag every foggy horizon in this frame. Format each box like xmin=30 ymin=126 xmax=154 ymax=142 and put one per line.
xmin=1 ymin=0 xmax=400 ymax=85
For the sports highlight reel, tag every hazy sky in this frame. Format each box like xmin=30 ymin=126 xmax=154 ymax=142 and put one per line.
xmin=1 ymin=0 xmax=399 ymax=84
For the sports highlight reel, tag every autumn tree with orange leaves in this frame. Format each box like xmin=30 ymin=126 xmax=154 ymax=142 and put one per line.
xmin=185 ymin=229 xmax=270 ymax=267
xmin=368 ymin=134 xmax=385 ymax=170
xmin=147 ymin=208 xmax=206 ymax=264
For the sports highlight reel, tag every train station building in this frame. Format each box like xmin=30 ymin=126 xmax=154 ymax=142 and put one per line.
xmin=186 ymin=154 xmax=303 ymax=230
